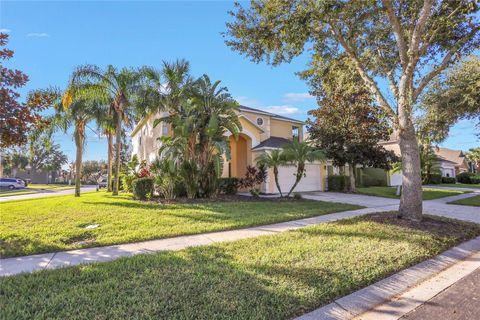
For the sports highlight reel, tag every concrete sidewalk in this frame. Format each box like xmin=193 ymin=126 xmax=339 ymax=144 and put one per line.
xmin=0 ymin=206 xmax=385 ymax=277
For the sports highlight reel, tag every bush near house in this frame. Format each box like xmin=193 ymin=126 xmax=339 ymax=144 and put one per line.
xmin=441 ymin=177 xmax=456 ymax=184
xmin=219 ymin=178 xmax=239 ymax=195
xmin=423 ymin=173 xmax=442 ymax=184
xmin=327 ymin=175 xmax=349 ymax=191
xmin=132 ymin=177 xmax=154 ymax=200
xmin=456 ymin=172 xmax=480 ymax=184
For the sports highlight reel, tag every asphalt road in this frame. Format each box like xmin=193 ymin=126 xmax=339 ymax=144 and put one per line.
xmin=401 ymin=267 xmax=480 ymax=320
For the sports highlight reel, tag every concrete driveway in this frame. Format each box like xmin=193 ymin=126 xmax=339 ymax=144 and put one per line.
xmin=303 ymin=190 xmax=480 ymax=224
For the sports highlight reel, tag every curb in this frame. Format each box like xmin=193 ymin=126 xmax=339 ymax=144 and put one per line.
xmin=296 ymin=236 xmax=480 ymax=320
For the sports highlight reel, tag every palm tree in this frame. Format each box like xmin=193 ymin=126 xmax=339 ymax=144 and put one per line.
xmin=256 ymin=149 xmax=287 ymax=197
xmin=282 ymin=140 xmax=326 ymax=197
xmin=70 ymin=65 xmax=144 ymax=195
xmin=60 ymin=89 xmax=106 ymax=196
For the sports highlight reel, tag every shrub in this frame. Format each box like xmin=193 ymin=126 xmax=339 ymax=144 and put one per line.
xmin=456 ymin=172 xmax=478 ymax=184
xmin=219 ymin=178 xmax=239 ymax=195
xmin=441 ymin=177 xmax=456 ymax=184
xmin=425 ymin=173 xmax=442 ymax=184
xmin=154 ymin=176 xmax=177 ymax=200
xmin=471 ymin=176 xmax=480 ymax=184
xmin=293 ymin=192 xmax=303 ymax=200
xmin=239 ymin=165 xmax=267 ymax=190
xmin=121 ymin=174 xmax=136 ymax=192
xmin=250 ymin=188 xmax=260 ymax=198
xmin=132 ymin=177 xmax=154 ymax=200
xmin=327 ymin=175 xmax=349 ymax=191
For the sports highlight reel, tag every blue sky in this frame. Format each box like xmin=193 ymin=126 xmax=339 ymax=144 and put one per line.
xmin=2 ymin=1 xmax=478 ymax=162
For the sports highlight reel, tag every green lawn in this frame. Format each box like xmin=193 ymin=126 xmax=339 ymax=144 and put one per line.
xmin=0 ymin=192 xmax=361 ymax=257
xmin=448 ymin=195 xmax=480 ymax=207
xmin=436 ymin=183 xmax=480 ymax=189
xmin=0 ymin=184 xmax=74 ymax=198
xmin=356 ymin=186 xmax=468 ymax=200
xmin=2 ymin=213 xmax=478 ymax=320
xmin=27 ymin=183 xmax=74 ymax=191
xmin=0 ymin=189 xmax=37 ymax=197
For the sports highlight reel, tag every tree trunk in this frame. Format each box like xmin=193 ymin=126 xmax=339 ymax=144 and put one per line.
xmin=398 ymin=123 xmax=423 ymax=220
xmin=273 ymin=166 xmax=283 ymax=197
xmin=75 ymin=134 xmax=84 ymax=197
xmin=112 ymin=110 xmax=123 ymax=196
xmin=348 ymin=163 xmax=356 ymax=192
xmin=107 ymin=132 xmax=113 ymax=192
xmin=286 ymin=163 xmax=304 ymax=197
xmin=12 ymin=167 xmax=17 ymax=178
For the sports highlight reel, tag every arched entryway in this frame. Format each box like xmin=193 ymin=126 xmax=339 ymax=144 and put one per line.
xmin=228 ymin=134 xmax=252 ymax=178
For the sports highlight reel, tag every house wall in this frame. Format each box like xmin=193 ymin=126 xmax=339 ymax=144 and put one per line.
xmin=270 ymin=119 xmax=303 ymax=140
xmin=131 ymin=112 xmax=169 ymax=164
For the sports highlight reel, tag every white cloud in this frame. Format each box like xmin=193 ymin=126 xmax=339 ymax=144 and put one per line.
xmin=0 ymin=28 xmax=11 ymax=33
xmin=283 ymin=92 xmax=315 ymax=102
xmin=27 ymin=32 xmax=50 ymax=37
xmin=264 ymin=105 xmax=301 ymax=115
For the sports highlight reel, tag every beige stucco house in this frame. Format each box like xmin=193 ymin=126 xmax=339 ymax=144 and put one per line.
xmin=131 ymin=105 xmax=327 ymax=194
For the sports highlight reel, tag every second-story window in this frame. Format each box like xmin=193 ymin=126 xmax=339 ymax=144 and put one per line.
xmin=292 ymin=126 xmax=299 ymax=141
xmin=162 ymin=123 xmax=169 ymax=135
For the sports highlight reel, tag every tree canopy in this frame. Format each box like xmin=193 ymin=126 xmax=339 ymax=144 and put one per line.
xmin=417 ymin=56 xmax=480 ymax=143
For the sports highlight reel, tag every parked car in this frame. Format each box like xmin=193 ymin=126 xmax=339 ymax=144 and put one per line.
xmin=98 ymin=178 xmax=108 ymax=189
xmin=0 ymin=178 xmax=26 ymax=190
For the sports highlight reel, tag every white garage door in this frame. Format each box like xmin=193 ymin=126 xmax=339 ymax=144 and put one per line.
xmin=275 ymin=164 xmax=322 ymax=193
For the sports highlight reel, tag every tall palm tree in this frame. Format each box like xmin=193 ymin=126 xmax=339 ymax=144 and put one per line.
xmin=256 ymin=149 xmax=287 ymax=197
xmin=60 ymin=89 xmax=106 ymax=196
xmin=70 ymin=65 xmax=144 ymax=195
xmin=282 ymin=140 xmax=326 ymax=197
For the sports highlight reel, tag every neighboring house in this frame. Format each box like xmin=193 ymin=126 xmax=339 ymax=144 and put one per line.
xmin=380 ymin=138 xmax=470 ymax=186
xmin=131 ymin=105 xmax=327 ymax=193
xmin=15 ymin=169 xmax=61 ymax=184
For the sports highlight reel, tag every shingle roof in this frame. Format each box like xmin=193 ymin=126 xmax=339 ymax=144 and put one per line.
xmin=239 ymin=105 xmax=304 ymax=124
xmin=434 ymin=147 xmax=466 ymax=167
xmin=252 ymin=136 xmax=291 ymax=150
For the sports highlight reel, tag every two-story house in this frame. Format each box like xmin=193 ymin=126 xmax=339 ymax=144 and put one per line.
xmin=131 ymin=105 xmax=326 ymax=194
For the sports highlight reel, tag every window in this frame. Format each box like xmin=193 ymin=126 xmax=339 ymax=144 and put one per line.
xmin=139 ymin=136 xmax=142 ymax=146
xmin=256 ymin=117 xmax=264 ymax=126
xmin=162 ymin=123 xmax=169 ymax=135
xmin=292 ymin=126 xmax=299 ymax=141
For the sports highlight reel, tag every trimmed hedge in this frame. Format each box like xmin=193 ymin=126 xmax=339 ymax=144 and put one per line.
xmin=328 ymin=175 xmax=349 ymax=191
xmin=132 ymin=177 xmax=154 ymax=200
xmin=456 ymin=172 xmax=480 ymax=184
xmin=441 ymin=177 xmax=456 ymax=184
xmin=219 ymin=177 xmax=239 ymax=195
xmin=423 ymin=173 xmax=442 ymax=184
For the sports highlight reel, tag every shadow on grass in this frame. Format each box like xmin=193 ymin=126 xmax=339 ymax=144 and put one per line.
xmin=2 ymin=215 xmax=480 ymax=320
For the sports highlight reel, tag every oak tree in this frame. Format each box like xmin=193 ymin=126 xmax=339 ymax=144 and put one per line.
xmin=225 ymin=1 xmax=479 ymax=220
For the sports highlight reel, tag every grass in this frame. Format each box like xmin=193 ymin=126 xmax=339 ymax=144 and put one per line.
xmin=356 ymin=186 xmax=468 ymax=200
xmin=0 ymin=189 xmax=37 ymax=197
xmin=0 ymin=184 xmax=74 ymax=197
xmin=1 ymin=213 xmax=479 ymax=320
xmin=448 ymin=195 xmax=480 ymax=207
xmin=0 ymin=192 xmax=361 ymax=257
xmin=436 ymin=183 xmax=480 ymax=189
xmin=26 ymin=183 xmax=74 ymax=191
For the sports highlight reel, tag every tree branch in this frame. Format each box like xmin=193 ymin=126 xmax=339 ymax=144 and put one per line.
xmin=388 ymin=70 xmax=399 ymax=101
xmin=409 ymin=0 xmax=434 ymax=57
xmin=382 ymin=0 xmax=408 ymax=69
xmin=413 ymin=27 xmax=480 ymax=101
xmin=329 ymin=26 xmax=396 ymax=120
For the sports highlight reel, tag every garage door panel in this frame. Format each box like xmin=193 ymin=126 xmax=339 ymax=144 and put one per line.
xmin=275 ymin=164 xmax=321 ymax=193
